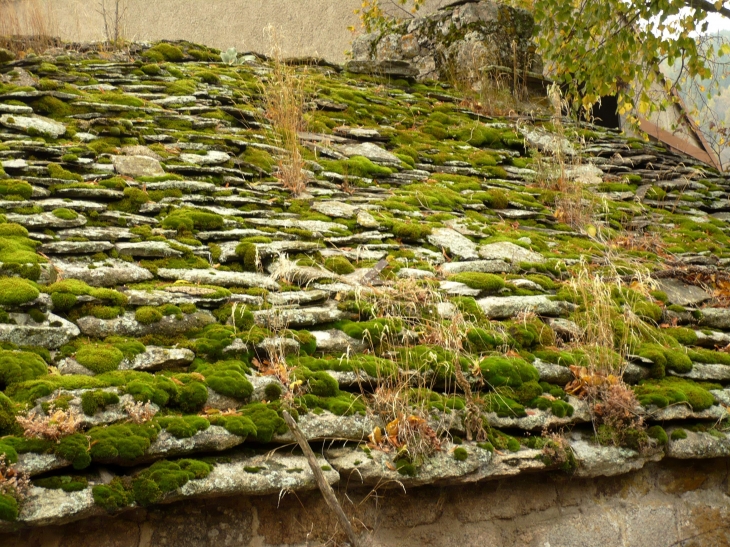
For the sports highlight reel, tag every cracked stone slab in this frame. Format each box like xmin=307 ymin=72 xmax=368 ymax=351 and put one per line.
xmin=570 ymin=438 xmax=663 ymax=477
xmin=428 ymin=227 xmax=478 ymax=260
xmin=0 ymin=312 xmax=79 ymax=348
xmin=477 ymin=295 xmax=575 ymax=319
xmin=112 ymin=154 xmax=165 ymax=177
xmin=52 ymin=259 xmax=154 ymax=287
xmin=156 ymin=268 xmax=280 ymax=290
xmin=0 ymin=114 xmax=66 ymax=138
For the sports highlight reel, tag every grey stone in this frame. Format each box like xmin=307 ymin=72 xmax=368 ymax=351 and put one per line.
xmin=77 ymin=311 xmax=216 ymax=338
xmin=0 ymin=313 xmax=79 ymax=348
xmin=698 ymin=307 xmax=730 ymax=330
xmin=0 ymin=114 xmax=66 ymax=138
xmin=485 ymin=397 xmax=590 ymax=430
xmin=477 ymin=295 xmax=574 ymax=319
xmin=253 ymin=306 xmax=346 ymax=329
xmin=38 ymin=241 xmax=114 ymax=255
xmin=145 ymin=425 xmax=244 ymax=461
xmin=115 ymin=241 xmax=183 ymax=258
xmin=695 ymin=329 xmax=730 ymax=348
xmin=311 ymin=329 xmax=366 ymax=354
xmin=256 ymin=336 xmax=300 ymax=356
xmin=145 ymin=179 xmax=216 ymax=192
xmin=57 ymin=227 xmax=135 ymax=241
xmin=310 ymin=200 xmax=358 ymax=218
xmin=533 ymin=358 xmax=573 ymax=384
xmin=119 ymin=346 xmax=195 ymax=372
xmin=356 ymin=209 xmax=379 ymax=228
xmin=440 ymin=280 xmax=482 ymax=296
xmin=15 ymin=452 xmax=70 ymax=477
xmin=666 ymin=429 xmax=730 ymax=459
xmin=180 ymin=150 xmax=231 ymax=165
xmin=112 ymin=154 xmax=165 ymax=177
xmin=520 ymin=127 xmax=575 ymax=156
xmin=398 ymin=268 xmax=436 ymax=279
xmin=6 ymin=211 xmax=86 ymax=229
xmin=428 ymin=227 xmax=479 ymax=260
xmin=657 ymin=278 xmax=712 ymax=306
xmin=337 ymin=141 xmax=401 ymax=164
xmin=546 ymin=317 xmax=582 ymax=341
xmin=156 ymin=268 xmax=280 ymax=290
xmin=571 ymin=438 xmax=663 ymax=477
xmin=247 ymin=217 xmax=347 ymax=235
xmin=477 ymin=241 xmax=545 ymax=263
xmin=124 ymin=288 xmax=229 ymax=308
xmin=273 ymin=411 xmax=378 ymax=443
xmin=671 ymin=364 xmax=730 ymax=381
xmin=51 ymin=258 xmax=154 ymax=287
xmin=440 ymin=259 xmax=511 ymax=274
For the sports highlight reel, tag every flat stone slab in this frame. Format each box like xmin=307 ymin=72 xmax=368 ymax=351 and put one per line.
xmin=310 ymin=200 xmax=359 ymax=218
xmin=657 ymin=278 xmax=712 ymax=306
xmin=440 ymin=259 xmax=511 ymax=274
xmin=0 ymin=114 xmax=66 ymax=138
xmin=112 ymin=154 xmax=165 ymax=177
xmin=570 ymin=438 xmax=663 ymax=478
xmin=697 ymin=308 xmax=730 ymax=330
xmin=428 ymin=227 xmax=479 ymax=260
xmin=118 ymin=346 xmax=195 ymax=371
xmin=671 ymin=364 xmax=730 ymax=381
xmin=666 ymin=429 xmax=730 ymax=459
xmin=0 ymin=313 xmax=79 ymax=349
xmin=52 ymin=259 xmax=154 ymax=287
xmin=77 ymin=311 xmax=216 ymax=338
xmin=477 ymin=295 xmax=574 ymax=319
xmin=478 ymin=241 xmax=545 ymax=264
xmin=336 ymin=141 xmax=401 ymax=164
xmin=253 ymin=306 xmax=346 ymax=328
xmin=156 ymin=268 xmax=280 ymax=290
xmin=38 ymin=241 xmax=114 ymax=255
xmin=6 ymin=211 xmax=86 ymax=229
xmin=115 ymin=241 xmax=183 ymax=258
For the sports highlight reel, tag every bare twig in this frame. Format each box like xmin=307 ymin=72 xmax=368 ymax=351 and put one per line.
xmin=282 ymin=411 xmax=362 ymax=547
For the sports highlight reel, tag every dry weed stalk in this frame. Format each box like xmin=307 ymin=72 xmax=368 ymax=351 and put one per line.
xmin=0 ymin=0 xmax=57 ymax=55
xmin=123 ymin=400 xmax=156 ymax=424
xmin=263 ymin=26 xmax=307 ymax=195
xmin=0 ymin=454 xmax=30 ymax=502
xmin=16 ymin=404 xmax=83 ymax=441
xmin=96 ymin=0 xmax=127 ymax=46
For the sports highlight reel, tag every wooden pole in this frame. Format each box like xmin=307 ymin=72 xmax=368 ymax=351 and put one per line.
xmin=282 ymin=411 xmax=362 ymax=547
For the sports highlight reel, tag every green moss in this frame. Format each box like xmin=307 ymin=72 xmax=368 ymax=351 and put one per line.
xmin=80 ymin=389 xmax=119 ymax=415
xmin=0 ymin=349 xmax=47 ymax=388
xmin=324 ymin=256 xmax=355 ymax=275
xmin=0 ymin=179 xmax=32 ymax=199
xmin=51 ymin=291 xmax=77 ymax=311
xmin=0 ymin=393 xmax=16 ymax=436
xmin=235 ymin=242 xmax=258 ymax=271
xmin=162 ymin=208 xmax=224 ymax=232
xmin=88 ymin=422 xmax=160 ymax=462
xmin=196 ymin=361 xmax=253 ymax=400
xmin=637 ymin=343 xmax=692 ymax=376
xmin=45 ymin=279 xmax=127 ymax=305
xmin=142 ymin=43 xmax=185 ymax=62
xmin=647 ymin=425 xmax=668 ymax=446
xmin=391 ymin=221 xmax=432 ymax=241
xmin=479 ymin=356 xmax=539 ymax=388
xmin=0 ymin=277 xmax=39 ymax=306
xmin=93 ymin=477 xmax=134 ymax=511
xmin=334 ymin=318 xmax=401 ymax=343
xmin=135 ymin=306 xmax=163 ymax=325
xmin=448 ymin=272 xmax=505 ymax=293
xmin=51 ymin=208 xmax=78 ymax=221
xmin=664 ymin=327 xmax=698 ymax=346
xmin=0 ymin=494 xmax=18 ymax=521
xmin=237 ymin=402 xmax=286 ymax=442
xmin=34 ymin=475 xmax=88 ymax=492
xmin=453 ymin=447 xmax=468 ymax=461
xmin=75 ymin=344 xmax=124 ymax=374
xmin=670 ymin=428 xmax=687 ymax=440
xmin=634 ymin=377 xmax=717 ymax=411
xmin=264 ymin=382 xmax=282 ymax=401
xmin=48 ymin=163 xmax=83 ymax=182
xmin=158 ymin=416 xmax=210 ymax=439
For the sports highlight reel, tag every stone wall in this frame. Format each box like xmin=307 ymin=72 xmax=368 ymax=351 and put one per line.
xmin=6 ymin=0 xmax=450 ymax=62
xmin=3 ymin=459 xmax=730 ymax=547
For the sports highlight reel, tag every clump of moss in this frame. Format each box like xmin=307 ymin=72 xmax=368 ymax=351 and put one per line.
xmin=158 ymin=415 xmax=210 ymax=439
xmin=634 ymin=377 xmax=717 ymax=411
xmin=0 ymin=494 xmax=19 ymax=521
xmin=135 ymin=306 xmax=163 ymax=325
xmin=391 ymin=221 xmax=432 ymax=241
xmin=80 ymin=389 xmax=119 ymax=415
xmin=453 ymin=447 xmax=468 ymax=461
xmin=0 ymin=179 xmax=32 ymax=200
xmin=647 ymin=425 xmax=668 ymax=446
xmin=88 ymin=422 xmax=160 ymax=462
xmin=34 ymin=475 xmax=88 ymax=492
xmin=670 ymin=428 xmax=687 ymax=440
xmin=75 ymin=344 xmax=125 ymax=374
xmin=51 ymin=208 xmax=78 ymax=221
xmin=664 ymin=327 xmax=698 ymax=346
xmin=0 ymin=350 xmax=47 ymax=389
xmin=133 ymin=458 xmax=212 ymax=507
xmin=235 ymin=242 xmax=258 ymax=271
xmin=193 ymin=360 xmax=253 ymax=400
xmin=479 ymin=356 xmax=539 ymax=388
xmin=45 ymin=279 xmax=127 ymax=306
xmin=161 ymin=208 xmax=224 ymax=233
xmin=142 ymin=43 xmax=185 ymax=62
xmin=448 ymin=273 xmax=505 ymax=293
xmin=324 ymin=256 xmax=355 ymax=275
xmin=92 ymin=477 xmax=134 ymax=511
xmin=0 ymin=277 xmax=38 ymax=306
xmin=48 ymin=163 xmax=83 ymax=182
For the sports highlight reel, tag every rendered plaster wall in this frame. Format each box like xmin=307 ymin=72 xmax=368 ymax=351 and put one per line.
xmin=12 ymin=0 xmax=450 ymax=62
xmin=3 ymin=459 xmax=730 ymax=547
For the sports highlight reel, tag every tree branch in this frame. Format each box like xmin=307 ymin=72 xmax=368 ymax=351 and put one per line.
xmin=688 ymin=0 xmax=730 ymax=19
xmin=282 ymin=411 xmax=362 ymax=547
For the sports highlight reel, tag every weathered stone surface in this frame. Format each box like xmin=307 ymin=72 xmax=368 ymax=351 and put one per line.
xmin=111 ymin=154 xmax=165 ymax=177
xmin=440 ymin=280 xmax=481 ymax=296
xmin=274 ymin=411 xmax=378 ymax=443
xmin=485 ymin=397 xmax=590 ymax=430
xmin=440 ymin=259 xmax=511 ymax=274
xmin=697 ymin=307 xmax=730 ymax=330
xmin=337 ymin=142 xmax=401 ymax=164
xmin=310 ymin=200 xmax=358 ymax=218
xmin=15 ymin=452 xmax=70 ymax=477
xmin=38 ymin=241 xmax=114 ymax=255
xmin=0 ymin=313 xmax=79 ymax=348
xmin=0 ymin=114 xmax=66 ymax=138
xmin=119 ymin=346 xmax=195 ymax=371
xmin=570 ymin=438 xmax=663 ymax=477
xmin=657 ymin=278 xmax=712 ymax=306
xmin=156 ymin=268 xmax=280 ymax=290
xmin=6 ymin=211 xmax=86 ymax=229
xmin=428 ymin=227 xmax=479 ymax=260
xmin=253 ymin=306 xmax=346 ymax=328
xmin=672 ymin=363 xmax=730 ymax=381
xmin=180 ymin=151 xmax=230 ymax=165
xmin=533 ymin=359 xmax=573 ymax=384
xmin=311 ymin=329 xmax=366 ymax=354
xmin=115 ymin=241 xmax=183 ymax=258
xmin=77 ymin=311 xmax=216 ymax=338
xmin=52 ymin=259 xmax=154 ymax=287
xmin=666 ymin=429 xmax=730 ymax=459
xmin=477 ymin=295 xmax=574 ymax=319
xmin=144 ymin=425 xmax=244 ymax=461
xmin=477 ymin=241 xmax=545 ymax=263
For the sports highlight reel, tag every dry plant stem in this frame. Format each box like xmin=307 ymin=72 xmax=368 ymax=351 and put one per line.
xmin=282 ymin=411 xmax=361 ymax=547
xmin=0 ymin=0 xmax=57 ymax=54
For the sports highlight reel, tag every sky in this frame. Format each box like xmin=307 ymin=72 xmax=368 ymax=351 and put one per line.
xmin=703 ymin=12 xmax=730 ymax=33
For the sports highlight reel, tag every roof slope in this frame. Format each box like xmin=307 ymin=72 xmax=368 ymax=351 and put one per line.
xmin=0 ymin=41 xmax=729 ymax=531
